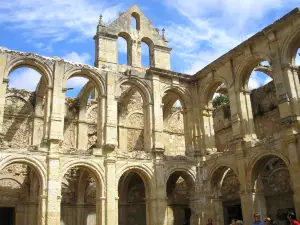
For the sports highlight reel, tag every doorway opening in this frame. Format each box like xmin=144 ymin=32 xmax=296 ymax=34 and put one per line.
xmin=223 ymin=201 xmax=243 ymax=224
xmin=0 ymin=207 xmax=15 ymax=225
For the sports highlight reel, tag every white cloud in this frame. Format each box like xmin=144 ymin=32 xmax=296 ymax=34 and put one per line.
xmin=0 ymin=0 xmax=123 ymax=43
xmin=63 ymin=52 xmax=91 ymax=64
xmin=163 ymin=0 xmax=298 ymax=74
xmin=8 ymin=68 xmax=41 ymax=91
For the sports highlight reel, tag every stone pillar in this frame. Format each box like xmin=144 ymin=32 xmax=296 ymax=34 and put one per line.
xmin=212 ymin=198 xmax=224 ymax=225
xmin=131 ymin=40 xmax=142 ymax=68
xmin=103 ymin=71 xmax=118 ymax=148
xmin=27 ymin=201 xmax=38 ymax=225
xmin=49 ymin=62 xmax=65 ymax=141
xmin=98 ymin=196 xmax=106 ymax=225
xmin=183 ymin=107 xmax=194 ymax=154
xmin=144 ymin=103 xmax=153 ymax=152
xmin=0 ymin=53 xmax=7 ymax=137
xmin=236 ymin=89 xmax=257 ymax=140
xmin=153 ymin=151 xmax=168 ymax=225
xmin=76 ymin=203 xmax=84 ymax=225
xmin=39 ymin=195 xmax=47 ymax=225
xmin=234 ymin=139 xmax=253 ymax=225
xmin=150 ymin=72 xmax=164 ymax=151
xmin=0 ymin=77 xmax=8 ymax=137
xmin=45 ymin=154 xmax=61 ymax=225
xmin=200 ymin=107 xmax=216 ymax=154
xmin=286 ymin=136 xmax=300 ymax=217
xmin=252 ymin=191 xmax=267 ymax=218
xmin=96 ymin=96 xmax=105 ymax=148
xmin=104 ymin=157 xmax=117 ymax=225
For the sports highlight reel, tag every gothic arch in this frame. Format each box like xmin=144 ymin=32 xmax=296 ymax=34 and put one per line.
xmin=116 ymin=77 xmax=152 ymax=105
xmin=116 ymin=164 xmax=154 ymax=194
xmin=165 ymin=166 xmax=196 ymax=187
xmin=199 ymin=77 xmax=229 ymax=105
xmin=162 ymin=85 xmax=192 ymax=110
xmin=207 ymin=163 xmax=238 ymax=186
xmin=0 ymin=155 xmax=47 ymax=194
xmin=247 ymin=151 xmax=290 ymax=184
xmin=59 ymin=160 xmax=105 ymax=197
xmin=235 ymin=53 xmax=272 ymax=91
xmin=280 ymin=24 xmax=300 ymax=65
xmin=63 ymin=67 xmax=106 ymax=97
xmin=4 ymin=56 xmax=53 ymax=87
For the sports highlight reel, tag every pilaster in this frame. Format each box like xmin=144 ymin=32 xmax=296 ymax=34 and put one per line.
xmin=104 ymin=156 xmax=117 ymax=225
xmin=45 ymin=154 xmax=61 ymax=225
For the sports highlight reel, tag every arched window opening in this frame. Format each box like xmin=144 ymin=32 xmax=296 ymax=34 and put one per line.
xmin=118 ymin=37 xmax=128 ymax=65
xmin=162 ymin=91 xmax=186 ymax=156
xmin=252 ymin=156 xmax=294 ymax=225
xmin=0 ymin=163 xmax=42 ymax=224
xmin=61 ymin=166 xmax=100 ymax=225
xmin=211 ymin=167 xmax=241 ymax=225
xmin=117 ymin=84 xmax=146 ymax=152
xmin=3 ymin=67 xmax=45 ymax=148
xmin=131 ymin=12 xmax=140 ymax=30
xmin=166 ymin=172 xmax=194 ymax=225
xmin=207 ymin=82 xmax=231 ymax=153
xmin=118 ymin=171 xmax=147 ymax=225
xmin=248 ymin=61 xmax=279 ymax=139
xmin=63 ymin=76 xmax=100 ymax=152
xmin=141 ymin=42 xmax=150 ymax=67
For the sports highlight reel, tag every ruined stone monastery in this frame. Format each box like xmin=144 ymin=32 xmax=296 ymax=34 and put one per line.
xmin=0 ymin=4 xmax=300 ymax=225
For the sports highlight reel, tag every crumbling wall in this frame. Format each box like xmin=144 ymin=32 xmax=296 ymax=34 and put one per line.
xmin=164 ymin=107 xmax=186 ymax=156
xmin=213 ymin=81 xmax=281 ymax=149
xmin=3 ymin=88 xmax=34 ymax=148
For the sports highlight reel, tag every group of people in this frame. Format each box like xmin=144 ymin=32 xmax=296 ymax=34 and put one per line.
xmin=205 ymin=212 xmax=300 ymax=225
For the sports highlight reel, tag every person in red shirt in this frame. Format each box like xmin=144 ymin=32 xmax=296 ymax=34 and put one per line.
xmin=287 ymin=212 xmax=300 ymax=225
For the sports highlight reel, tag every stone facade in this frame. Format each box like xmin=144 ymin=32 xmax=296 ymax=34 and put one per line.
xmin=0 ymin=4 xmax=300 ymax=225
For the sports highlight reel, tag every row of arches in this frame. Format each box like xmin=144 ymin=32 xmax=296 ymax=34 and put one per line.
xmin=209 ymin=154 xmax=294 ymax=225
xmin=117 ymin=33 xmax=154 ymax=67
xmin=0 ymin=152 xmax=294 ymax=225
xmin=2 ymin=64 xmax=190 ymax=156
xmin=0 ymin=157 xmax=196 ymax=225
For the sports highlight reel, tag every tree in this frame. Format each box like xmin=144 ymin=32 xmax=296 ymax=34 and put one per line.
xmin=212 ymin=94 xmax=229 ymax=108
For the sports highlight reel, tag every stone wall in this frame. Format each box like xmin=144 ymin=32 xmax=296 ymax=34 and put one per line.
xmin=213 ymin=81 xmax=281 ymax=152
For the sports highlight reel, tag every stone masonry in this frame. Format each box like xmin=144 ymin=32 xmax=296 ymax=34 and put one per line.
xmin=0 ymin=4 xmax=300 ymax=225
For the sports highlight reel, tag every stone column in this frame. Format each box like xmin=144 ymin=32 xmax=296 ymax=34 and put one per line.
xmin=286 ymin=136 xmax=300 ymax=217
xmin=131 ymin=40 xmax=142 ymax=68
xmin=234 ymin=139 xmax=253 ymax=225
xmin=96 ymin=96 xmax=105 ymax=149
xmin=98 ymin=196 xmax=106 ymax=225
xmin=200 ymin=107 xmax=216 ymax=154
xmin=45 ymin=154 xmax=61 ymax=225
xmin=153 ymin=152 xmax=168 ymax=225
xmin=252 ymin=191 xmax=267 ymax=218
xmin=39 ymin=195 xmax=47 ymax=225
xmin=27 ymin=201 xmax=38 ymax=225
xmin=0 ymin=77 xmax=8 ymax=137
xmin=0 ymin=53 xmax=7 ymax=137
xmin=104 ymin=157 xmax=117 ymax=225
xmin=150 ymin=72 xmax=164 ymax=151
xmin=212 ymin=198 xmax=224 ymax=225
xmin=76 ymin=203 xmax=84 ymax=225
xmin=235 ymin=89 xmax=257 ymax=141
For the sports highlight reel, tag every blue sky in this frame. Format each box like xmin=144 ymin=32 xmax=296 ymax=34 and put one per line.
xmin=0 ymin=0 xmax=299 ymax=96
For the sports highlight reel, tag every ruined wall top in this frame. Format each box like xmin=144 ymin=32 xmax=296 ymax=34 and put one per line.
xmin=96 ymin=5 xmax=169 ymax=49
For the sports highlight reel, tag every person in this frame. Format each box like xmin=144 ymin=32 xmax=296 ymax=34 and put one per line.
xmin=252 ymin=213 xmax=264 ymax=225
xmin=264 ymin=217 xmax=271 ymax=225
xmin=287 ymin=212 xmax=300 ymax=225
xmin=207 ymin=218 xmax=213 ymax=225
xmin=231 ymin=218 xmax=237 ymax=225
xmin=236 ymin=220 xmax=243 ymax=225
